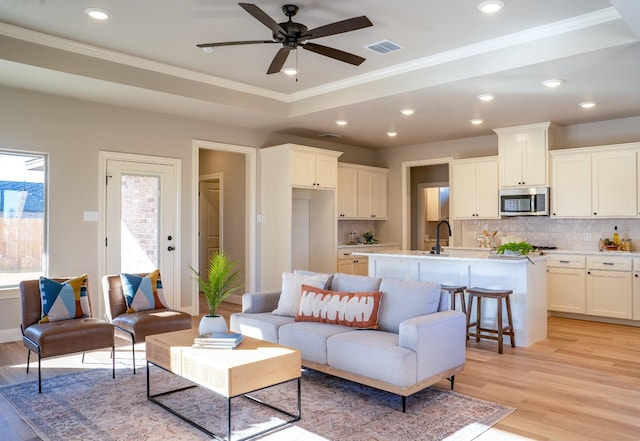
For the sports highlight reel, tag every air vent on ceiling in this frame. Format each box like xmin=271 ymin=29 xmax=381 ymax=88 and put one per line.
xmin=319 ymin=133 xmax=342 ymax=139
xmin=365 ymin=40 xmax=404 ymax=55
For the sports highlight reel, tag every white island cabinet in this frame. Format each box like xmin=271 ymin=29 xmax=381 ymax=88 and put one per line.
xmin=354 ymin=250 xmax=548 ymax=347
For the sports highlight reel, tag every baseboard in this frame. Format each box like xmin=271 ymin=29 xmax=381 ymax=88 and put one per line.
xmin=548 ymin=311 xmax=640 ymax=327
xmin=0 ymin=328 xmax=22 ymax=344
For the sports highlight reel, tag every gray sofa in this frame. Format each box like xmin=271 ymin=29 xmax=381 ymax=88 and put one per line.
xmin=230 ymin=272 xmax=466 ymax=411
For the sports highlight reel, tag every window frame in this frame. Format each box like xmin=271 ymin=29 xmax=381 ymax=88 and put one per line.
xmin=0 ymin=149 xmax=48 ymax=298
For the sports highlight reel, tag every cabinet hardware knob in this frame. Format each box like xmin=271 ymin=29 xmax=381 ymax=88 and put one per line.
xmin=167 ymin=246 xmax=175 ymax=251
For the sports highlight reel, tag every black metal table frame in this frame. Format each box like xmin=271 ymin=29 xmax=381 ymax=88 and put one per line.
xmin=146 ymin=361 xmax=301 ymax=441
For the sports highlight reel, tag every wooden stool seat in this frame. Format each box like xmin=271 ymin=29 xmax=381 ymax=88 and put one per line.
xmin=465 ymin=287 xmax=515 ymax=354
xmin=441 ymin=285 xmax=467 ymax=314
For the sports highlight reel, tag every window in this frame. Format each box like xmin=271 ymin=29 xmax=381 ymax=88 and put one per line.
xmin=0 ymin=151 xmax=46 ymax=289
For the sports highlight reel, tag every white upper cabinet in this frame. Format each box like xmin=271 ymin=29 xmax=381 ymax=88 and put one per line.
xmin=337 ymin=163 xmax=388 ymax=220
xmin=337 ymin=166 xmax=358 ymax=218
xmin=291 ymin=148 xmax=339 ymax=189
xmin=495 ymin=122 xmax=556 ymax=187
xmin=591 ymin=149 xmax=637 ymax=217
xmin=551 ymin=152 xmax=591 ymax=217
xmin=550 ymin=143 xmax=639 ymax=218
xmin=451 ymin=157 xmax=499 ymax=219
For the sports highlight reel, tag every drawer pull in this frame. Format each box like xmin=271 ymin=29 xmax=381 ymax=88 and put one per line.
xmin=559 ymin=260 xmax=570 ymax=264
xmin=603 ymin=262 xmax=614 ymax=266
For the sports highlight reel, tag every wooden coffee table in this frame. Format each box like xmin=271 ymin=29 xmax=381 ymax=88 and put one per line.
xmin=145 ymin=328 xmax=302 ymax=441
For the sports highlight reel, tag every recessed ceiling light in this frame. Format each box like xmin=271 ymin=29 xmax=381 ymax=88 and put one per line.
xmin=477 ymin=1 xmax=504 ymax=14
xmin=386 ymin=131 xmax=398 ymax=137
xmin=542 ymin=78 xmax=564 ymax=88
xmin=85 ymin=8 xmax=111 ymax=20
xmin=579 ymin=101 xmax=596 ymax=109
xmin=400 ymin=108 xmax=415 ymax=116
xmin=335 ymin=120 xmax=348 ymax=126
xmin=283 ymin=67 xmax=297 ymax=76
xmin=470 ymin=119 xmax=484 ymax=125
xmin=478 ymin=93 xmax=496 ymax=102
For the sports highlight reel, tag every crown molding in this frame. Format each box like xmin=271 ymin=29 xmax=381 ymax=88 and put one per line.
xmin=0 ymin=22 xmax=289 ymax=102
xmin=288 ymin=7 xmax=623 ymax=102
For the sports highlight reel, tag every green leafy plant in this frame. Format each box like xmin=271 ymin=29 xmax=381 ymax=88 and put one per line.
xmin=191 ymin=250 xmax=241 ymax=317
xmin=496 ymin=241 xmax=534 ymax=255
xmin=362 ymin=231 xmax=378 ymax=244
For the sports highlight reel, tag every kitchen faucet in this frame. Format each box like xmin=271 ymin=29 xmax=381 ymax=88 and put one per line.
xmin=434 ymin=220 xmax=452 ymax=255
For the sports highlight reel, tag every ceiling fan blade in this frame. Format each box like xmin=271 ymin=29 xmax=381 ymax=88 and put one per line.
xmin=306 ymin=16 xmax=372 ymax=40
xmin=239 ymin=3 xmax=287 ymax=38
xmin=267 ymin=48 xmax=291 ymax=74
xmin=197 ymin=40 xmax=278 ymax=48
xmin=302 ymin=42 xmax=366 ymax=66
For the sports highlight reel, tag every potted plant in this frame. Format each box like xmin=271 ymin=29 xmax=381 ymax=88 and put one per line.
xmin=496 ymin=241 xmax=534 ymax=256
xmin=191 ymin=250 xmax=241 ymax=335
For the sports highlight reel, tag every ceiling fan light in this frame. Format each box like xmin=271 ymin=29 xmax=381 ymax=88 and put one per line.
xmin=542 ymin=78 xmax=564 ymax=88
xmin=85 ymin=8 xmax=111 ymax=20
xmin=580 ymin=101 xmax=596 ymax=109
xmin=400 ymin=108 xmax=415 ymax=116
xmin=201 ymin=47 xmax=214 ymax=54
xmin=477 ymin=1 xmax=504 ymax=14
xmin=478 ymin=93 xmax=495 ymax=102
xmin=470 ymin=119 xmax=484 ymax=125
xmin=283 ymin=67 xmax=297 ymax=76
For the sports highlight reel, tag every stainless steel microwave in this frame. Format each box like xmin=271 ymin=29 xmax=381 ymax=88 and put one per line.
xmin=499 ymin=187 xmax=549 ymax=216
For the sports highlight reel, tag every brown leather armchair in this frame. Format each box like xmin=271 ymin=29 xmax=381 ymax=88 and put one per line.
xmin=102 ymin=274 xmax=192 ymax=373
xmin=20 ymin=278 xmax=115 ymax=393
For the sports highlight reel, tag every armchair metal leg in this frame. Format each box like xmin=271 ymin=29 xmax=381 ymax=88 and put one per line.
xmin=38 ymin=353 xmax=42 ymax=394
xmin=112 ymin=346 xmax=116 ymax=379
xmin=26 ymin=349 xmax=31 ymax=373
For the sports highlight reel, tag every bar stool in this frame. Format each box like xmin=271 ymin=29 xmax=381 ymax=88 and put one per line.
xmin=465 ymin=287 xmax=515 ymax=354
xmin=441 ymin=285 xmax=467 ymax=314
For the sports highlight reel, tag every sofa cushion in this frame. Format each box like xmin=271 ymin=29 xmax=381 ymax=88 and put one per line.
xmin=272 ymin=272 xmax=331 ymax=317
xmin=279 ymin=322 xmax=351 ymax=365
xmin=39 ymin=275 xmax=91 ymax=323
xmin=295 ymin=285 xmax=382 ymax=329
xmin=120 ymin=270 xmax=168 ymax=313
xmin=327 ymin=330 xmax=417 ymax=387
xmin=377 ymin=278 xmax=441 ymax=333
xmin=230 ymin=312 xmax=294 ymax=343
xmin=293 ymin=269 xmax=333 ymax=289
xmin=329 ymin=273 xmax=382 ymax=293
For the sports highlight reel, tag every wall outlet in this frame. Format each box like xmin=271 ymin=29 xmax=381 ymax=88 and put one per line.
xmin=584 ymin=233 xmax=592 ymax=241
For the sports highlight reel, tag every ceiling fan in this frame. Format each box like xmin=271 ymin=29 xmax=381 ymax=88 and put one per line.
xmin=197 ymin=3 xmax=373 ymax=74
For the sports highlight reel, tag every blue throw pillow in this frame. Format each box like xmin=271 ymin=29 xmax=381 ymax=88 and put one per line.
xmin=120 ymin=269 xmax=168 ymax=313
xmin=39 ymin=274 xmax=91 ymax=323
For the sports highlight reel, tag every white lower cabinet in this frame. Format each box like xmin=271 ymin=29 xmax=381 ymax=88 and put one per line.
xmin=633 ymin=258 xmax=640 ymax=320
xmin=585 ymin=256 xmax=632 ymax=319
xmin=337 ymin=247 xmax=370 ymax=276
xmin=547 ymin=255 xmax=586 ymax=313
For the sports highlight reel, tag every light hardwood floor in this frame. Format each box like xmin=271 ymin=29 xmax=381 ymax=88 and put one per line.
xmin=1 ymin=302 xmax=639 ymax=441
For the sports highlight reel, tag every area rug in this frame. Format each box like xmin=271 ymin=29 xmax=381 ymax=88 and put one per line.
xmin=0 ymin=367 xmax=514 ymax=441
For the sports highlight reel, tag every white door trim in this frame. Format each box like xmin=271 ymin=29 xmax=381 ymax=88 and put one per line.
xmin=192 ymin=140 xmax=256 ymax=313
xmin=98 ymin=151 xmax=182 ymax=318
xmin=401 ymin=157 xmax=453 ymax=249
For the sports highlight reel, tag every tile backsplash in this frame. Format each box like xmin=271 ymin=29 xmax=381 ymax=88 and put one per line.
xmin=459 ymin=218 xmax=640 ymax=251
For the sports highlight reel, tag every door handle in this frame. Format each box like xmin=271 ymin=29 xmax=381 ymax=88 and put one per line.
xmin=167 ymin=246 xmax=175 ymax=251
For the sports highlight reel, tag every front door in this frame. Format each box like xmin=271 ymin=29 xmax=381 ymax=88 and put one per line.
xmin=104 ymin=156 xmax=179 ymax=308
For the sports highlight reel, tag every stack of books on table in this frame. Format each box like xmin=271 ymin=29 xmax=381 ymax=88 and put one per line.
xmin=193 ymin=332 xmax=244 ymax=349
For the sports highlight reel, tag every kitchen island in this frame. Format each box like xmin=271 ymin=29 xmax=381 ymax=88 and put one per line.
xmin=354 ymin=249 xmax=548 ymax=347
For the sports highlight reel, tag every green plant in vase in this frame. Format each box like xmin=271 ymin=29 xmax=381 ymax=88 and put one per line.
xmin=191 ymin=250 xmax=242 ymax=334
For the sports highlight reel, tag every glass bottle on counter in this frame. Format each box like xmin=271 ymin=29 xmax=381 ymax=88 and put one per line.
xmin=613 ymin=226 xmax=619 ymax=246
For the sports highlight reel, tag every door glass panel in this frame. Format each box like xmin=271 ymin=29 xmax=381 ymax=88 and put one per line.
xmin=120 ymin=174 xmax=160 ymax=273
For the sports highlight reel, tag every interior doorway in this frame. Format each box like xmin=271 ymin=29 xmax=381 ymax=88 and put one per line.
xmin=192 ymin=140 xmax=256 ymax=314
xmin=417 ymin=183 xmax=450 ymax=251
xmin=198 ymin=175 xmax=222 ymax=277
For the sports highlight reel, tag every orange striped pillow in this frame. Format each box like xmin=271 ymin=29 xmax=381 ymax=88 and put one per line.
xmin=295 ymin=285 xmax=382 ymax=329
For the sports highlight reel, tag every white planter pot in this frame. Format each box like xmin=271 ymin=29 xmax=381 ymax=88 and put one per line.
xmin=198 ymin=315 xmax=228 ymax=335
